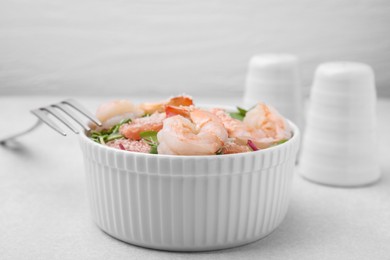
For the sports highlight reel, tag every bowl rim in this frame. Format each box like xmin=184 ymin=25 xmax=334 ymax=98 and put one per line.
xmin=80 ymin=117 xmax=300 ymax=159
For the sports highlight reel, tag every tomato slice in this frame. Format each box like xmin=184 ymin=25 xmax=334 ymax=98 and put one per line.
xmin=165 ymin=105 xmax=191 ymax=118
xmin=167 ymin=95 xmax=193 ymax=107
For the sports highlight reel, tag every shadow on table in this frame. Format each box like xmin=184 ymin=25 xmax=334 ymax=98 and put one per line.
xmin=0 ymin=139 xmax=37 ymax=158
xmin=186 ymin=205 xmax=321 ymax=258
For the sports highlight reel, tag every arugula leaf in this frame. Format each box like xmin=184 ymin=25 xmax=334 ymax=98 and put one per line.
xmin=139 ymin=131 xmax=158 ymax=143
xmin=269 ymin=139 xmax=289 ymax=147
xmin=229 ymin=106 xmax=248 ymax=121
xmin=119 ymin=118 xmax=132 ymax=125
xmin=106 ymin=133 xmax=123 ymax=142
xmin=89 ymin=118 xmax=131 ymax=144
xmin=139 ymin=131 xmax=159 ymax=154
xmin=149 ymin=145 xmax=158 ymax=154
xmin=237 ymin=107 xmax=248 ymax=116
xmin=110 ymin=118 xmax=132 ymax=133
xmin=99 ymin=136 xmax=106 ymax=145
xmin=276 ymin=139 xmax=288 ymax=145
xmin=229 ymin=112 xmax=245 ymax=121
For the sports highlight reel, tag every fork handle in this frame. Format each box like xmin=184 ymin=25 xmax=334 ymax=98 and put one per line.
xmin=0 ymin=119 xmax=43 ymax=145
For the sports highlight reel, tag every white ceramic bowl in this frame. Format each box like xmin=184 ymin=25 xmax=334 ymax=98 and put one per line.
xmin=79 ymin=121 xmax=300 ymax=251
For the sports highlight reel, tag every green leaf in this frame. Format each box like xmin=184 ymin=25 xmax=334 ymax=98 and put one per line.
xmin=229 ymin=112 xmax=244 ymax=121
xmin=90 ymin=136 xmax=99 ymax=143
xmin=110 ymin=125 xmax=120 ymax=133
xmin=149 ymin=145 xmax=158 ymax=154
xmin=119 ymin=118 xmax=132 ymax=125
xmin=100 ymin=129 xmax=111 ymax=135
xmin=276 ymin=139 xmax=288 ymax=145
xmin=90 ymin=130 xmax=101 ymax=135
xmin=229 ymin=106 xmax=250 ymax=121
xmin=139 ymin=131 xmax=158 ymax=143
xmin=270 ymin=139 xmax=289 ymax=147
xmin=237 ymin=106 xmax=248 ymax=116
xmin=110 ymin=118 xmax=132 ymax=133
xmin=139 ymin=131 xmax=159 ymax=154
xmin=89 ymin=117 xmax=132 ymax=143
xmin=106 ymin=133 xmax=123 ymax=142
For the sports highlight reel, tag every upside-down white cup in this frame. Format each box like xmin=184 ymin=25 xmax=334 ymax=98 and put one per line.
xmin=299 ymin=62 xmax=381 ymax=187
xmin=243 ymin=54 xmax=303 ymax=129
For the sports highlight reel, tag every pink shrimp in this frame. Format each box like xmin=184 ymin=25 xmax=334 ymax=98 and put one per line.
xmin=210 ymin=108 xmax=252 ymax=145
xmin=244 ymin=103 xmax=292 ymax=149
xmin=157 ymin=109 xmax=228 ymax=155
xmin=95 ymin=99 xmax=144 ymax=129
xmin=120 ymin=112 xmax=165 ymax=140
xmin=221 ymin=140 xmax=251 ymax=154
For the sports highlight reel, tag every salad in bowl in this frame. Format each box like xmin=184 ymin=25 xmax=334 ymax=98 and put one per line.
xmin=89 ymin=95 xmax=292 ymax=156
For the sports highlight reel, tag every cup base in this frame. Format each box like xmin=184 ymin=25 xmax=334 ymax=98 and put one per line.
xmin=298 ymin=168 xmax=381 ymax=188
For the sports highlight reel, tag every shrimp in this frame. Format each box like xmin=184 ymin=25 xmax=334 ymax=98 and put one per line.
xmin=244 ymin=103 xmax=292 ymax=149
xmin=96 ymin=100 xmax=144 ymax=129
xmin=139 ymin=95 xmax=193 ymax=115
xmin=157 ymin=110 xmax=228 ymax=155
xmin=210 ymin=108 xmax=252 ymax=145
xmin=221 ymin=139 xmax=251 ymax=154
xmin=120 ymin=112 xmax=165 ymax=140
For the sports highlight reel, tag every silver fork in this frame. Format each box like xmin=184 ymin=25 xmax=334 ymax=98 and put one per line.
xmin=0 ymin=99 xmax=102 ymax=144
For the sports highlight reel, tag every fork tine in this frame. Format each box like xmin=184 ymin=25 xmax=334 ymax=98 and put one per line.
xmin=3 ymin=99 xmax=97 ymax=143
xmin=53 ymin=103 xmax=91 ymax=131
xmin=31 ymin=109 xmax=67 ymax=136
xmin=40 ymin=107 xmax=79 ymax=134
xmin=62 ymin=99 xmax=102 ymax=126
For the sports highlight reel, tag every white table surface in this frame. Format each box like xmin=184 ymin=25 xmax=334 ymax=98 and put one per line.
xmin=1 ymin=96 xmax=390 ymax=260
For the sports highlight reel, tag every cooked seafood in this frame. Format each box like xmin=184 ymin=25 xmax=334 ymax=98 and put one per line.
xmin=89 ymin=95 xmax=292 ymax=155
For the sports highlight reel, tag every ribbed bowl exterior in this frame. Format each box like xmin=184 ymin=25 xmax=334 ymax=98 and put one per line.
xmin=79 ymin=123 xmax=300 ymax=251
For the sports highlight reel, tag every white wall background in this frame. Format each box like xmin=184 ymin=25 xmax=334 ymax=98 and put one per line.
xmin=1 ymin=0 xmax=389 ymax=97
